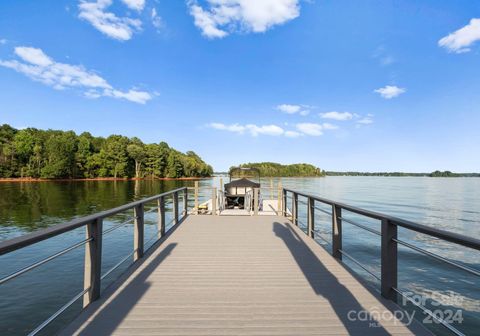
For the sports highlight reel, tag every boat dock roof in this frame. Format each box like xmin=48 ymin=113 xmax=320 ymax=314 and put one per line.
xmin=62 ymin=215 xmax=430 ymax=335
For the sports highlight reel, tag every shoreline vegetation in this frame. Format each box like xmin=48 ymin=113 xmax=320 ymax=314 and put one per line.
xmin=222 ymin=163 xmax=479 ymax=178
xmin=0 ymin=124 xmax=213 ymax=180
xmin=326 ymin=171 xmax=480 ymax=177
xmin=0 ymin=176 xmax=209 ymax=183
xmin=236 ymin=162 xmax=326 ymax=177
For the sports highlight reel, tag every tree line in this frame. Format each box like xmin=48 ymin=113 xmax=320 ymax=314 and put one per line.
xmin=326 ymin=171 xmax=480 ymax=177
xmin=237 ymin=162 xmax=325 ymax=177
xmin=0 ymin=124 xmax=213 ymax=179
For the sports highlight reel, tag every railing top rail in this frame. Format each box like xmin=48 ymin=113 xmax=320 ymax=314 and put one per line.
xmin=0 ymin=187 xmax=187 ymax=256
xmin=283 ymin=187 xmax=480 ymax=251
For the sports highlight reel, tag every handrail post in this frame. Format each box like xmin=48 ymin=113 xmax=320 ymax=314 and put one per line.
xmin=83 ymin=218 xmax=102 ymax=308
xmin=212 ymin=187 xmax=217 ymax=216
xmin=292 ymin=192 xmax=298 ymax=225
xmin=307 ymin=197 xmax=315 ymax=238
xmin=332 ymin=204 xmax=342 ymax=259
xmin=381 ymin=218 xmax=398 ymax=302
xmin=270 ymin=179 xmax=274 ymax=200
xmin=134 ymin=204 xmax=144 ymax=261
xmin=173 ymin=192 xmax=179 ymax=224
xmin=183 ymin=188 xmax=188 ymax=217
xmin=277 ymin=182 xmax=282 ymax=215
xmin=282 ymin=189 xmax=287 ymax=217
xmin=194 ymin=181 xmax=199 ymax=214
xmin=253 ymin=188 xmax=259 ymax=216
xmin=157 ymin=196 xmax=165 ymax=238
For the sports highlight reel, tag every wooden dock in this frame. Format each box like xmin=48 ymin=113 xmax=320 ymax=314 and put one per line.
xmin=62 ymin=215 xmax=430 ymax=336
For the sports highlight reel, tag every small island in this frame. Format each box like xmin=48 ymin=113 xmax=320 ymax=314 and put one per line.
xmin=0 ymin=124 xmax=213 ymax=180
xmin=235 ymin=162 xmax=326 ymax=177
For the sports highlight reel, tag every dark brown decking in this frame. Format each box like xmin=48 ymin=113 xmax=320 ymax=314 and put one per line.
xmin=62 ymin=215 xmax=430 ymax=335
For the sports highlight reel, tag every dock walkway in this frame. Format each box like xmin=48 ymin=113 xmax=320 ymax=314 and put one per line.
xmin=63 ymin=215 xmax=429 ymax=335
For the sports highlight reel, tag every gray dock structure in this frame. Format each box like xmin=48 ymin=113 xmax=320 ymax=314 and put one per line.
xmin=1 ymin=185 xmax=478 ymax=335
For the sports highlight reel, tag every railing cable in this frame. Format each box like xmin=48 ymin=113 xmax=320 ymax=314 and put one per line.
xmin=339 ymin=216 xmax=381 ymax=236
xmin=0 ymin=237 xmax=93 ymax=286
xmin=338 ymin=249 xmax=380 ymax=281
xmin=393 ymin=238 xmax=480 ymax=277
xmin=27 ymin=286 xmax=91 ymax=336
xmin=392 ymin=287 xmax=466 ymax=336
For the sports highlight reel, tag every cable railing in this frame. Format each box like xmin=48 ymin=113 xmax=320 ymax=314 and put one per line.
xmin=282 ymin=188 xmax=480 ymax=336
xmin=0 ymin=187 xmax=188 ymax=336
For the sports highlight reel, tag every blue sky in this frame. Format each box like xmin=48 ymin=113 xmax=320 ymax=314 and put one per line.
xmin=1 ymin=0 xmax=480 ymax=172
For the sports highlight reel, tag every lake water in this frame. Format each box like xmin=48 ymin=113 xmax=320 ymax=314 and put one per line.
xmin=0 ymin=177 xmax=479 ymax=335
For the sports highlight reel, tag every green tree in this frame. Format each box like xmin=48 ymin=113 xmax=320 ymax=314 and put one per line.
xmin=75 ymin=132 xmax=95 ymax=178
xmin=0 ymin=124 xmax=213 ymax=179
xmin=41 ymin=131 xmax=77 ymax=178
xmin=102 ymin=135 xmax=129 ymax=178
xmin=166 ymin=151 xmax=184 ymax=178
xmin=127 ymin=141 xmax=146 ymax=178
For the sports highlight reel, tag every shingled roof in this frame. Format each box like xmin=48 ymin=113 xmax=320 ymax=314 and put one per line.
xmin=224 ymin=177 xmax=260 ymax=188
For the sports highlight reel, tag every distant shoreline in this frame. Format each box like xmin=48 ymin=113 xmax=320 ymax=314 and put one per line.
xmin=0 ymin=177 xmax=210 ymax=183
xmin=326 ymin=171 xmax=480 ymax=177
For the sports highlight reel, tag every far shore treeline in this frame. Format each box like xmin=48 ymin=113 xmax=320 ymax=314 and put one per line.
xmin=0 ymin=124 xmax=213 ymax=179
xmin=236 ymin=162 xmax=326 ymax=177
xmin=326 ymin=171 xmax=480 ymax=177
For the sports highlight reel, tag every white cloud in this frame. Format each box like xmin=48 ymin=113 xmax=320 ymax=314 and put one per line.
xmin=209 ymin=123 xmax=246 ymax=134
xmin=357 ymin=117 xmax=373 ymax=125
xmin=321 ymin=123 xmax=338 ymax=130
xmin=296 ymin=123 xmax=323 ymax=136
xmin=320 ymin=111 xmax=353 ymax=121
xmin=439 ymin=18 xmax=480 ymax=54
xmin=104 ymin=88 xmax=152 ymax=104
xmin=374 ymin=85 xmax=406 ymax=99
xmin=0 ymin=46 xmax=152 ymax=104
xmin=188 ymin=3 xmax=228 ymax=38
xmin=284 ymin=130 xmax=302 ymax=138
xmin=14 ymin=47 xmax=53 ymax=66
xmin=78 ymin=0 xmax=142 ymax=41
xmin=0 ymin=39 xmax=7 ymax=45
xmin=208 ymin=123 xmax=284 ymax=136
xmin=277 ymin=104 xmax=310 ymax=115
xmin=277 ymin=104 xmax=300 ymax=114
xmin=151 ymin=8 xmax=163 ymax=30
xmin=209 ymin=120 xmax=338 ymax=137
xmin=296 ymin=122 xmax=339 ymax=136
xmin=246 ymin=124 xmax=284 ymax=136
xmin=121 ymin=0 xmax=145 ymax=11
xmin=187 ymin=0 xmax=301 ymax=39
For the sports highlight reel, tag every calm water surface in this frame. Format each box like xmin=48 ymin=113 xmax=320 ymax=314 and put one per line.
xmin=0 ymin=177 xmax=479 ymax=335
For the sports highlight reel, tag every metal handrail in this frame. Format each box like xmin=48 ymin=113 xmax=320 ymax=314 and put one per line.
xmin=393 ymin=238 xmax=480 ymax=277
xmin=311 ymin=230 xmax=331 ymax=245
xmin=102 ymin=216 xmax=137 ymax=235
xmin=103 ymin=218 xmax=178 ymax=283
xmin=0 ymin=237 xmax=93 ymax=285
xmin=283 ymin=188 xmax=480 ymax=251
xmin=392 ymin=287 xmax=465 ymax=336
xmin=314 ymin=206 xmax=332 ymax=216
xmin=283 ymin=187 xmax=479 ymax=336
xmin=0 ymin=187 xmax=187 ymax=256
xmin=339 ymin=249 xmax=380 ymax=282
xmin=0 ymin=187 xmax=188 ymax=336
xmin=339 ymin=216 xmax=382 ymax=236
xmin=28 ymin=286 xmax=91 ymax=336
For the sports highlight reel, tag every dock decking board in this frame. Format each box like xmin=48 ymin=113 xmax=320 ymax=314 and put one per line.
xmin=63 ymin=215 xmax=430 ymax=336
